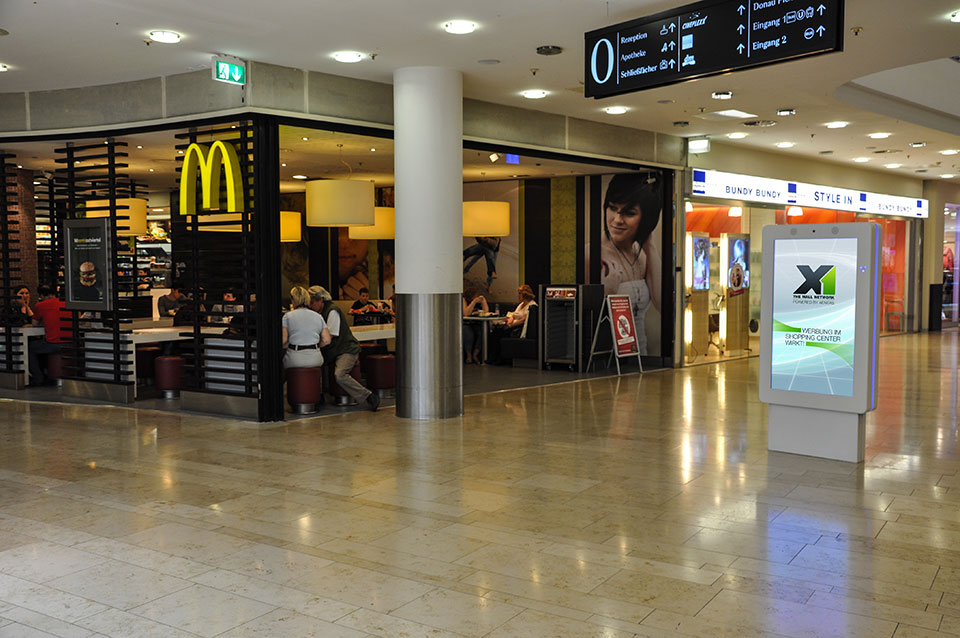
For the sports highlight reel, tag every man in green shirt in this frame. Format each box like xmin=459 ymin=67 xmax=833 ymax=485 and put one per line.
xmin=308 ymin=286 xmax=379 ymax=412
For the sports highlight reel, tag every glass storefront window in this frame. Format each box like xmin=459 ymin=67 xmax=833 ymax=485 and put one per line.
xmin=944 ymin=204 xmax=960 ymax=326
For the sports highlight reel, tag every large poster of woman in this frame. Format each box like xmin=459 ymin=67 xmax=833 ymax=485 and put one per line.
xmin=590 ymin=172 xmax=664 ymax=356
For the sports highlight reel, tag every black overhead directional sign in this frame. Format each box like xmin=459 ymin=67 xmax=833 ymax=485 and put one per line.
xmin=585 ymin=0 xmax=844 ymax=98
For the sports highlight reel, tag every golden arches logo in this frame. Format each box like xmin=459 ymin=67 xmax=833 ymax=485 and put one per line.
xmin=179 ymin=141 xmax=244 ymax=216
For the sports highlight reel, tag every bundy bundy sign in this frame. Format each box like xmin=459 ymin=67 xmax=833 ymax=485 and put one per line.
xmin=585 ymin=0 xmax=844 ymax=98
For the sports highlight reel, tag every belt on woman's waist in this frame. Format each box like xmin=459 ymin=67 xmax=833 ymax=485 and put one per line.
xmin=289 ymin=343 xmax=319 ymax=351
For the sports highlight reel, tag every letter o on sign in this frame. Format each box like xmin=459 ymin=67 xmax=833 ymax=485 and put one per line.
xmin=591 ymin=38 xmax=614 ymax=85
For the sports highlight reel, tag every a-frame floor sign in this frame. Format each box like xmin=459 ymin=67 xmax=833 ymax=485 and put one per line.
xmin=586 ymin=294 xmax=643 ymax=375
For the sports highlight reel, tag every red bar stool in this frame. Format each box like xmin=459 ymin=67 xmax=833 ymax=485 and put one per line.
xmin=155 ymin=356 xmax=184 ymax=399
xmin=287 ymin=367 xmax=323 ymax=414
xmin=330 ymin=361 xmax=363 ymax=406
xmin=366 ymin=354 xmax=396 ymax=397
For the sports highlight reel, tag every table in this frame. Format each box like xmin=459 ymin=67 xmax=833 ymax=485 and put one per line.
xmin=0 ymin=326 xmax=45 ymax=388
xmin=462 ymin=315 xmax=504 ymax=364
xmin=351 ymin=324 xmax=396 ymax=341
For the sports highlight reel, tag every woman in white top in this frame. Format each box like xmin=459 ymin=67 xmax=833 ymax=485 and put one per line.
xmin=282 ymin=286 xmax=331 ymax=369
xmin=504 ymin=284 xmax=537 ymax=337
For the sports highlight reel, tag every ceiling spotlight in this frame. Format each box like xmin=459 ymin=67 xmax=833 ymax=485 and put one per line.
xmin=673 ymin=121 xmax=690 ymax=127
xmin=688 ymin=138 xmax=711 ymax=153
xmin=332 ymin=51 xmax=365 ymax=63
xmin=520 ymin=89 xmax=548 ymax=99
xmin=370 ymin=148 xmax=376 ymax=152
xmin=775 ymin=142 xmax=795 ymax=148
xmin=536 ymin=45 xmax=563 ymax=56
xmin=443 ymin=20 xmax=477 ymax=34
xmin=0 ymin=65 xmax=8 ymax=72
xmin=148 ymin=30 xmax=181 ymax=44
xmin=943 ymin=174 xmax=957 ymax=179
xmin=136 ymin=145 xmax=143 ymax=149
xmin=489 ymin=153 xmax=501 ymax=163
xmin=153 ymin=208 xmax=164 ymax=212
xmin=148 ymin=168 xmax=155 ymax=173
xmin=909 ymin=142 xmax=927 ymax=148
xmin=604 ymin=106 xmax=628 ymax=115
xmin=853 ymin=157 xmax=870 ymax=162
xmin=177 ymin=149 xmax=184 ymax=155
xmin=952 ymin=11 xmax=960 ymax=22
xmin=776 ymin=108 xmax=796 ymax=116
xmin=868 ymin=132 xmax=892 ymax=139
xmin=301 ymin=137 xmax=309 ymax=141
xmin=884 ymin=163 xmax=902 ymax=169
xmin=727 ymin=132 xmax=748 ymax=139
xmin=711 ymin=91 xmax=733 ymax=100
xmin=281 ymin=163 xmax=287 ymax=167
xmin=787 ymin=206 xmax=804 ymax=217
xmin=477 ymin=59 xmax=500 ymax=65
xmin=940 ymin=149 xmax=960 ymax=155
xmin=825 ymin=121 xmax=849 ymax=129
xmin=292 ymin=174 xmax=308 ymax=180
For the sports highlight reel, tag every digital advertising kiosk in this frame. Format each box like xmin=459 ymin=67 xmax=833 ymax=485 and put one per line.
xmin=759 ymin=223 xmax=881 ymax=463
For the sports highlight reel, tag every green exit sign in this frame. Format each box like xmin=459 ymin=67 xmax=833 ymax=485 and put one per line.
xmin=212 ymin=58 xmax=245 ymax=86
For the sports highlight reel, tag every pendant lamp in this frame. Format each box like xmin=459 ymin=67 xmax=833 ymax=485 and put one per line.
xmin=348 ymin=207 xmax=394 ymax=240
xmin=305 ymin=179 xmax=375 ymax=227
xmin=462 ymin=201 xmax=510 ymax=237
xmin=85 ymin=198 xmax=148 ymax=236
xmin=280 ymin=211 xmax=302 ymax=242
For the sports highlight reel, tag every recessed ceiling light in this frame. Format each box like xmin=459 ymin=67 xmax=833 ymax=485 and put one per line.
xmin=0 ymin=65 xmax=9 ymax=72
xmin=743 ymin=119 xmax=777 ymax=127
xmin=136 ymin=145 xmax=143 ymax=149
xmin=16 ymin=165 xmax=22 ymax=169
xmin=776 ymin=108 xmax=796 ymax=116
xmin=825 ymin=121 xmax=849 ymax=129
xmin=281 ymin=163 xmax=287 ymax=167
xmin=370 ymin=148 xmax=376 ymax=152
xmin=292 ymin=174 xmax=308 ymax=179
xmin=301 ymin=137 xmax=309 ymax=141
xmin=868 ymin=132 xmax=892 ymax=139
xmin=940 ymin=149 xmax=960 ymax=155
xmin=33 ymin=181 xmax=40 ymax=185
xmin=604 ymin=106 xmax=628 ymax=115
xmin=443 ymin=20 xmax=477 ymax=34
xmin=177 ymin=149 xmax=184 ymax=154
xmin=952 ymin=11 xmax=960 ymax=22
xmin=536 ymin=45 xmax=563 ymax=56
xmin=148 ymin=30 xmax=181 ymax=44
xmin=775 ymin=142 xmax=795 ymax=148
xmin=477 ymin=59 xmax=500 ymax=65
xmin=520 ymin=89 xmax=548 ymax=99
xmin=153 ymin=208 xmax=164 ymax=212
xmin=909 ymin=142 xmax=926 ymax=148
xmin=673 ymin=121 xmax=690 ymax=127
xmin=332 ymin=51 xmax=365 ymax=63
xmin=884 ymin=163 xmax=902 ymax=169
xmin=711 ymin=91 xmax=733 ymax=100
xmin=727 ymin=132 xmax=748 ymax=139
xmin=657 ymin=99 xmax=675 ymax=105
xmin=853 ymin=157 xmax=870 ymax=163
xmin=148 ymin=168 xmax=155 ymax=172
xmin=688 ymin=138 xmax=711 ymax=153
xmin=711 ymin=109 xmax=757 ymax=119
xmin=943 ymin=174 xmax=957 ymax=178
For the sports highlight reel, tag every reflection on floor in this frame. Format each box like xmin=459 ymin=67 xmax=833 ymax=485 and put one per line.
xmin=0 ymin=331 xmax=958 ymax=637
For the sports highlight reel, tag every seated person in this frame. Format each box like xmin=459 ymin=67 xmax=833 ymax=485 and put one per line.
xmin=350 ymin=288 xmax=379 ymax=314
xmin=157 ymin=285 xmax=186 ymax=317
xmin=487 ymin=285 xmax=538 ymax=363
xmin=209 ymin=290 xmax=244 ymax=324
xmin=462 ymin=289 xmax=488 ymax=364
xmin=13 ymin=286 xmax=33 ymax=324
xmin=282 ymin=286 xmax=331 ymax=370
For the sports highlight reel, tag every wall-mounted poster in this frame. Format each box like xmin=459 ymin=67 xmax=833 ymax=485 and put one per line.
xmin=691 ymin=235 xmax=710 ymax=291
xmin=588 ymin=172 xmax=664 ymax=356
xmin=727 ymin=236 xmax=750 ymax=297
xmin=64 ymin=218 xmax=112 ymax=311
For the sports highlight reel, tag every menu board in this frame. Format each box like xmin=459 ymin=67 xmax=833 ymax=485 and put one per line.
xmin=770 ymin=236 xmax=857 ymax=397
xmin=64 ymin=218 xmax=113 ymax=311
xmin=585 ymin=0 xmax=844 ymax=98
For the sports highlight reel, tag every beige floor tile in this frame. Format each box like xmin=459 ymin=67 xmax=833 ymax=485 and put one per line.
xmin=683 ymin=527 xmax=805 ymax=564
xmin=216 ymin=608 xmax=366 ymax=638
xmin=212 ymin=543 xmax=335 ymax=586
xmin=543 ymin=542 xmax=722 ymax=585
xmin=369 ymin=526 xmax=488 ymax=562
xmin=934 ymin=566 xmax=960 ymax=596
xmin=0 ymin=621 xmax=61 ymax=637
xmin=431 ymin=489 xmax=518 ymax=512
xmin=0 ymin=496 xmax=102 ymax=524
xmin=892 ymin=625 xmax=954 ymax=638
xmin=129 ymin=584 xmax=275 ymax=638
xmin=939 ymin=614 xmax=960 ymax=634
xmin=319 ymin=538 xmax=476 ymax=580
xmin=0 ymin=542 xmax=105 ymax=584
xmin=45 ymin=560 xmax=192 ymax=610
xmin=513 ymin=473 xmax=601 ymax=493
xmin=291 ymin=509 xmax=413 ymax=542
xmin=52 ymin=508 xmax=163 ymax=539
xmin=0 ymin=604 xmax=98 ymax=638
xmin=591 ymin=568 xmax=720 ymax=615
xmin=121 ymin=522 xmax=255 ymax=563
xmin=392 ymin=588 xmax=523 ymax=636
xmin=790 ymin=544 xmax=939 ymax=589
xmin=438 ymin=523 xmax=552 ymax=551
xmin=483 ymin=608 xmax=635 ymax=638
xmin=0 ymin=516 xmax=98 ymax=547
xmin=77 ymin=608 xmax=227 ymax=638
xmin=71 ymin=537 xmax=212 ymax=579
xmin=284 ymin=561 xmax=436 ymax=612
xmin=336 ymin=607 xmax=466 ymax=637
xmin=697 ymin=589 xmax=897 ymax=638
xmin=0 ymin=573 xmax=109 ymax=624
xmin=641 ymin=609 xmax=792 ymax=638
xmin=454 ymin=544 xmax=619 ymax=593
xmin=806 ymin=590 xmax=942 ymax=629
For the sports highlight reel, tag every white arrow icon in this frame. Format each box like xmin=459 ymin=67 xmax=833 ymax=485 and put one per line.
xmin=232 ymin=67 xmax=242 ymax=81
xmin=669 ymin=40 xmax=676 ymax=50
xmin=816 ymin=24 xmax=826 ymax=36
xmin=737 ymin=43 xmax=745 ymax=54
xmin=669 ymin=22 xmax=676 ymax=32
xmin=737 ymin=24 xmax=745 ymax=34
xmin=669 ymin=59 xmax=676 ymax=68
xmin=817 ymin=3 xmax=826 ymax=15
xmin=738 ymin=4 xmax=746 ymax=15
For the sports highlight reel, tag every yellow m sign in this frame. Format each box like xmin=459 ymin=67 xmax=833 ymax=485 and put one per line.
xmin=179 ymin=141 xmax=244 ymax=216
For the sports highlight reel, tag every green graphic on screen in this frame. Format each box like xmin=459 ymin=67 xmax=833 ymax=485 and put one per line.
xmin=771 ymin=237 xmax=858 ymax=396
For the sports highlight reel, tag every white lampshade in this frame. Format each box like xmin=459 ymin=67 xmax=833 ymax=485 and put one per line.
xmin=348 ymin=206 xmax=394 ymax=240
xmin=86 ymin=198 xmax=148 ymax=236
xmin=280 ymin=211 xmax=301 ymax=242
xmin=463 ymin=201 xmax=510 ymax=237
xmin=787 ymin=206 xmax=804 ymax=217
xmin=306 ymin=180 xmax=375 ymax=226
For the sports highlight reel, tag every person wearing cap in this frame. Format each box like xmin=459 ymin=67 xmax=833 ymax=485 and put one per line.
xmin=308 ymin=285 xmax=379 ymax=412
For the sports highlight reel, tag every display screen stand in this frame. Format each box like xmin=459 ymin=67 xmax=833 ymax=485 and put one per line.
xmin=768 ymin=404 xmax=865 ymax=463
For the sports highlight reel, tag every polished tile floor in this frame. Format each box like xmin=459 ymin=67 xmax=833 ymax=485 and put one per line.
xmin=0 ymin=331 xmax=957 ymax=637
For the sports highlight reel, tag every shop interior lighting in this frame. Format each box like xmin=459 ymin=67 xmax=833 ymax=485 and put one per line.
xmin=489 ymin=153 xmax=501 ymax=163
xmin=727 ymin=206 xmax=742 ymax=217
xmin=726 ymin=132 xmax=748 ymax=139
xmin=868 ymin=132 xmax=892 ymax=139
xmin=348 ymin=207 xmax=395 ymax=240
xmin=0 ymin=64 xmax=9 ymax=72
xmin=281 ymin=163 xmax=287 ymax=167
xmin=853 ymin=157 xmax=870 ymax=162
xmin=306 ymin=179 xmax=375 ymax=226
xmin=280 ymin=211 xmax=301 ymax=242
xmin=787 ymin=206 xmax=803 ymax=217
xmin=463 ymin=201 xmax=510 ymax=236
xmin=301 ymin=137 xmax=309 ymax=141
xmin=520 ymin=89 xmax=548 ymax=99
xmin=292 ymin=174 xmax=308 ymax=179
xmin=148 ymin=30 xmax=181 ymax=44
xmin=909 ymin=142 xmax=927 ymax=148
xmin=688 ymin=138 xmax=711 ymax=153
xmin=604 ymin=106 xmax=628 ymax=115
xmin=943 ymin=174 xmax=957 ymax=179
xmin=710 ymin=109 xmax=757 ymax=119
xmin=776 ymin=108 xmax=796 ymax=116
xmin=136 ymin=145 xmax=143 ymax=149
xmin=443 ymin=20 xmax=478 ymax=34
xmin=711 ymin=91 xmax=733 ymax=100
xmin=370 ymin=148 xmax=376 ymax=152
xmin=940 ymin=149 xmax=960 ymax=155
xmin=825 ymin=121 xmax=849 ymax=129
xmin=952 ymin=11 xmax=960 ymax=22
xmin=332 ymin=51 xmax=365 ymax=63
xmin=775 ymin=142 xmax=795 ymax=148
xmin=885 ymin=163 xmax=902 ymax=169
xmin=685 ymin=202 xmax=694 ymax=213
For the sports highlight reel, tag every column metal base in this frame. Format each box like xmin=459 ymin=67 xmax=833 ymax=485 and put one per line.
xmin=395 ymin=293 xmax=463 ymax=419
xmin=768 ymin=404 xmax=865 ymax=463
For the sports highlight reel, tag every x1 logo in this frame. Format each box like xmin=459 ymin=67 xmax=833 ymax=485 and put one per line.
xmin=794 ymin=265 xmax=836 ymax=295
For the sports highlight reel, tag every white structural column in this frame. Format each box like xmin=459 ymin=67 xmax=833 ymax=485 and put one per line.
xmin=393 ymin=67 xmax=464 ymax=419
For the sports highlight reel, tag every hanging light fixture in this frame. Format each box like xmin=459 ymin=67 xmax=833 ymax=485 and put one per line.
xmin=463 ymin=201 xmax=510 ymax=236
xmin=787 ymin=206 xmax=804 ymax=217
xmin=348 ymin=206 xmax=395 ymax=240
xmin=85 ymin=198 xmax=148 ymax=236
xmin=280 ymin=211 xmax=301 ymax=242
xmin=305 ymin=143 xmax=375 ymax=226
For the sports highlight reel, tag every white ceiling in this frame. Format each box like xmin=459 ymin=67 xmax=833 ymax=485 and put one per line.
xmin=1 ymin=0 xmax=959 ymax=183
